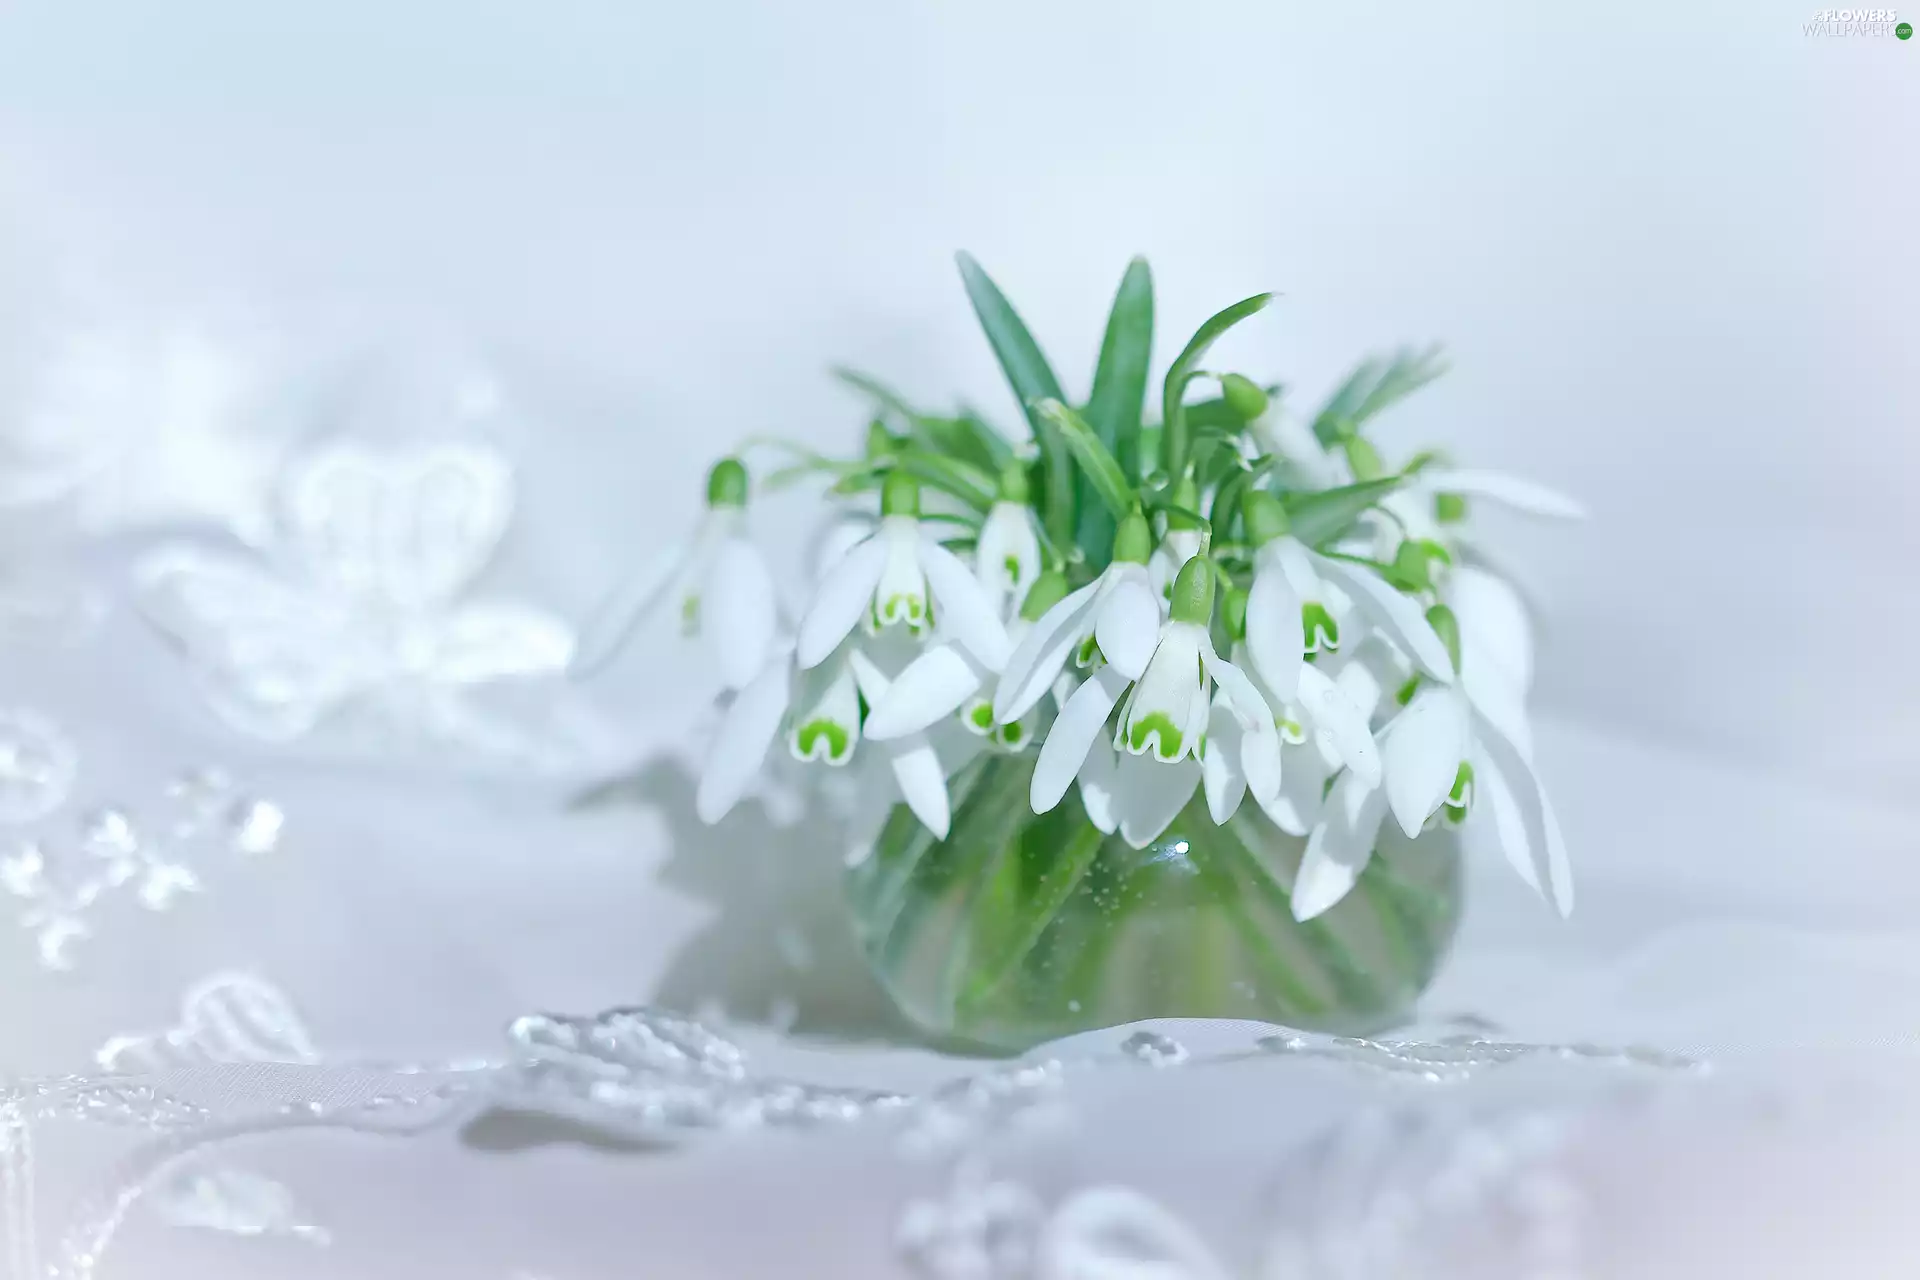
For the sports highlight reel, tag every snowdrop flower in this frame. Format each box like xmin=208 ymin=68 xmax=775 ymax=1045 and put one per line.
xmin=846 ymin=650 xmax=953 ymax=837
xmin=864 ymin=571 xmax=1068 ymax=753
xmin=1231 ymin=377 xmax=1346 ymax=491
xmin=973 ymin=462 xmax=1043 ymax=620
xmin=572 ymin=457 xmax=777 ymax=691
xmin=1033 ymin=555 xmax=1281 ymax=848
xmin=696 ymin=630 xmax=957 ymax=837
xmin=1202 ymin=588 xmax=1382 ymax=832
xmin=1292 ymin=605 xmax=1572 ymax=922
xmin=991 ymin=510 xmax=1163 ymax=727
xmin=796 ymin=471 xmax=1009 ymax=671
xmin=1239 ymin=491 xmax=1454 ymax=704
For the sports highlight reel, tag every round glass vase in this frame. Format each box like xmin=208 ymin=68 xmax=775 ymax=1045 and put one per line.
xmin=844 ymin=750 xmax=1462 ymax=1052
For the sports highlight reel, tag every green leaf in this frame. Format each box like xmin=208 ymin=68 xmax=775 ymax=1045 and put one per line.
xmin=831 ymin=366 xmax=920 ymax=423
xmin=1162 ymin=292 xmax=1273 ymax=482
xmin=1079 ymin=257 xmax=1155 ymax=566
xmin=1035 ymin=399 xmax=1135 ymax=522
xmin=1137 ymin=423 xmax=1165 ymax=485
xmin=1284 ymin=476 xmax=1406 ymax=546
xmin=912 ymin=414 xmax=1011 ymax=476
xmin=1310 ymin=346 xmax=1448 ymax=446
xmin=956 ymin=252 xmax=1073 ymax=547
xmin=894 ymin=450 xmax=998 ymax=512
xmin=1205 ymin=454 xmax=1277 ymax=541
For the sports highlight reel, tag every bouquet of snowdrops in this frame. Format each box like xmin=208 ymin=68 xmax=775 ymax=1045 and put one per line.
xmin=580 ymin=254 xmax=1580 ymax=1044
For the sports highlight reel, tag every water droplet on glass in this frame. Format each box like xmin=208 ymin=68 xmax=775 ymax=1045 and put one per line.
xmin=80 ymin=807 xmax=138 ymax=858
xmin=1 ymin=841 xmax=47 ymax=895
xmin=137 ymin=863 xmax=200 ymax=910
xmin=167 ymin=766 xmax=235 ymax=815
xmin=1119 ymin=1030 xmax=1188 ymax=1066
xmin=0 ymin=710 xmax=79 ymax=824
xmin=227 ymin=799 xmax=285 ymax=856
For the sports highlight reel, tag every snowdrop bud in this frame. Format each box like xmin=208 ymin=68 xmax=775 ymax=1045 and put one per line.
xmin=1424 ymin=603 xmax=1462 ymax=675
xmin=1168 ymin=556 xmax=1214 ymax=626
xmin=880 ymin=469 xmax=922 ymax=518
xmin=706 ymin=457 xmax=749 ymax=509
xmin=1222 ymin=585 xmax=1249 ymax=641
xmin=996 ymin=459 xmax=1032 ymax=504
xmin=1240 ymin=490 xmax=1290 ymax=547
xmin=1391 ymin=541 xmax=1434 ymax=591
xmin=1218 ymin=373 xmax=1269 ymax=422
xmin=1112 ymin=510 xmax=1152 ymax=565
xmin=1019 ymin=569 xmax=1070 ymax=621
xmin=1343 ymin=436 xmax=1385 ymax=481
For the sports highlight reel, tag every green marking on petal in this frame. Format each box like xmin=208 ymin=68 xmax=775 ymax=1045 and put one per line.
xmin=1126 ymin=711 xmax=1186 ymax=761
xmin=1434 ymin=491 xmax=1469 ymax=524
xmin=1075 ymin=634 xmax=1104 ymax=669
xmin=680 ymin=592 xmax=700 ymax=636
xmin=793 ymin=718 xmax=854 ymax=765
xmin=1302 ymin=602 xmax=1340 ymax=653
xmin=964 ymin=700 xmax=995 ymax=735
xmin=1277 ymin=715 xmax=1307 ymax=744
xmin=1395 ymin=675 xmax=1422 ymax=707
xmin=875 ymin=592 xmax=928 ymax=631
xmin=1445 ymin=760 xmax=1475 ymax=815
xmin=993 ymin=719 xmax=1027 ymax=750
xmin=1425 ymin=603 xmax=1462 ymax=674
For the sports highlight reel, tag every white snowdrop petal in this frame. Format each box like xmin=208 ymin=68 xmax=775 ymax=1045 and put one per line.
xmin=1094 ymin=575 xmax=1162 ymax=681
xmin=695 ymin=652 xmax=793 ymax=823
xmin=1031 ymin=664 xmax=1129 ymax=813
xmin=1258 ymin=744 xmax=1328 ymax=836
xmin=993 ymin=583 xmax=1101 ymax=723
xmin=1292 ymin=770 xmax=1387 ymax=921
xmin=1425 ymin=469 xmax=1587 ymax=519
xmin=1299 ymin=664 xmax=1382 ymax=788
xmin=795 ymin=536 xmax=888 ymax=668
xmin=920 ymin=538 xmax=1011 ymax=668
xmin=707 ymin=536 xmax=779 ymax=691
xmin=1245 ymin=550 xmax=1305 ymax=702
xmin=890 ymin=739 xmax=952 ymax=840
xmin=1471 ymin=707 xmax=1574 ymax=916
xmin=1382 ymin=685 xmax=1471 ymax=838
xmin=1117 ymin=754 xmax=1201 ymax=849
xmin=1448 ymin=564 xmax=1534 ymax=693
xmin=1312 ymin=553 xmax=1454 ymax=680
xmin=863 ymin=645 xmax=984 ymax=741
xmin=1202 ymin=695 xmax=1247 ymax=824
xmin=1079 ymin=742 xmax=1121 ymax=834
xmin=568 ymin=535 xmax=692 ymax=677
